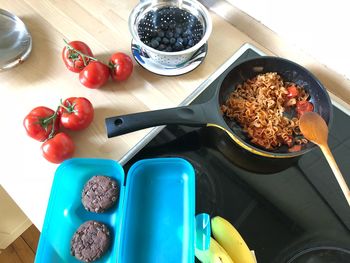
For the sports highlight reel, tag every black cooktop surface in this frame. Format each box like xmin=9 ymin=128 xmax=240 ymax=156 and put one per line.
xmin=124 ymin=47 xmax=350 ymax=263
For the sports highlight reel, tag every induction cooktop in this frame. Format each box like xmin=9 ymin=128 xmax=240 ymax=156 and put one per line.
xmin=122 ymin=44 xmax=350 ymax=263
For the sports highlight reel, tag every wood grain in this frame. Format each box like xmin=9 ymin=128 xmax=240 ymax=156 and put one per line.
xmin=20 ymin=225 xmax=40 ymax=253
xmin=0 ymin=225 xmax=39 ymax=263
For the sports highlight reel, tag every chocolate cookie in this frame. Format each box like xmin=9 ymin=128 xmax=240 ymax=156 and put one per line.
xmin=70 ymin=220 xmax=111 ymax=262
xmin=82 ymin=175 xmax=119 ymax=213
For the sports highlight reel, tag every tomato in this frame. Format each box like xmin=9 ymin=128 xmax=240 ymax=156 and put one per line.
xmin=41 ymin=132 xmax=75 ymax=163
xmin=60 ymin=97 xmax=94 ymax=130
xmin=296 ymin=101 xmax=314 ymax=116
xmin=287 ymin=85 xmax=299 ymax=98
xmin=62 ymin=41 xmax=94 ymax=73
xmin=79 ymin=61 xmax=110 ymax=89
xmin=23 ymin=106 xmax=60 ymax=141
xmin=109 ymin=52 xmax=133 ymax=81
xmin=288 ymin=145 xmax=302 ymax=152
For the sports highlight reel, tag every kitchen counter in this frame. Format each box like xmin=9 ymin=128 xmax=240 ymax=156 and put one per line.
xmin=0 ymin=0 xmax=349 ymax=230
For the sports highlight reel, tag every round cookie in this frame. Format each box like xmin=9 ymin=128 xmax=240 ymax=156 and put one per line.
xmin=70 ymin=220 xmax=111 ymax=262
xmin=82 ymin=175 xmax=119 ymax=213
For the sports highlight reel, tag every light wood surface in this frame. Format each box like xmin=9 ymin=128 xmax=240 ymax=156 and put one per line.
xmin=0 ymin=0 xmax=349 ymax=230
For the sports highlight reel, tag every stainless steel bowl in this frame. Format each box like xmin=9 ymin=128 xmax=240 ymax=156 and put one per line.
xmin=129 ymin=0 xmax=212 ymax=67
xmin=0 ymin=9 xmax=32 ymax=71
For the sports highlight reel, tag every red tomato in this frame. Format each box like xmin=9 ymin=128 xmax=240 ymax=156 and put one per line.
xmin=62 ymin=41 xmax=93 ymax=73
xmin=288 ymin=145 xmax=302 ymax=152
xmin=296 ymin=101 xmax=314 ymax=116
xmin=79 ymin=61 xmax=110 ymax=89
xmin=109 ymin=52 xmax=133 ymax=81
xmin=41 ymin=132 xmax=75 ymax=163
xmin=287 ymin=85 xmax=299 ymax=98
xmin=23 ymin=106 xmax=60 ymax=141
xmin=60 ymin=97 xmax=94 ymax=130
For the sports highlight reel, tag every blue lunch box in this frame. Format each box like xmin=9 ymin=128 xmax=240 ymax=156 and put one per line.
xmin=35 ymin=157 xmax=196 ymax=263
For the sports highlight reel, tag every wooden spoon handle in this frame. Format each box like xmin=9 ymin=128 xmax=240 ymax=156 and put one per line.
xmin=320 ymin=144 xmax=350 ymax=206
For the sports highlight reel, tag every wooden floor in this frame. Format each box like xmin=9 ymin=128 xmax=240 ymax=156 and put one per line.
xmin=0 ymin=225 xmax=40 ymax=263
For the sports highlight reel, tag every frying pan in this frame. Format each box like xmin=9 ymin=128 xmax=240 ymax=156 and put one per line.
xmin=105 ymin=56 xmax=332 ymax=159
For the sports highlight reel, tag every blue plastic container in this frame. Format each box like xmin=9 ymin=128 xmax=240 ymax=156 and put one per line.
xmin=35 ymin=157 xmax=195 ymax=263
xmin=119 ymin=158 xmax=195 ymax=263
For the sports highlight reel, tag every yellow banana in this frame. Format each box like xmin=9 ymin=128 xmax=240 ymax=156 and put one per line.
xmin=195 ymin=237 xmax=235 ymax=263
xmin=211 ymin=216 xmax=255 ymax=263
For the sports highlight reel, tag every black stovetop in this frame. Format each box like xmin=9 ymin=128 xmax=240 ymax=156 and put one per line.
xmin=124 ymin=47 xmax=350 ymax=263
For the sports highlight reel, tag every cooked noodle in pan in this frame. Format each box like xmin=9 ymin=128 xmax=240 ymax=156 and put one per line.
xmin=221 ymin=72 xmax=314 ymax=151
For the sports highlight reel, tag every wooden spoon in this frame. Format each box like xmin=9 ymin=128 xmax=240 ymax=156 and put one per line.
xmin=299 ymin=111 xmax=350 ymax=206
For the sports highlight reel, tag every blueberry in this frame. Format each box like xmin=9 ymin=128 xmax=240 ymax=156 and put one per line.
xmin=188 ymin=39 xmax=194 ymax=47
xmin=182 ymin=38 xmax=188 ymax=46
xmin=156 ymin=36 xmax=162 ymax=42
xmin=151 ymin=39 xmax=160 ymax=48
xmin=169 ymin=37 xmax=176 ymax=44
xmin=174 ymin=33 xmax=180 ymax=38
xmin=166 ymin=31 xmax=174 ymax=38
xmin=182 ymin=29 xmax=191 ymax=38
xmin=158 ymin=44 xmax=166 ymax=51
xmin=160 ymin=22 xmax=169 ymax=31
xmin=165 ymin=46 xmax=172 ymax=52
xmin=174 ymin=41 xmax=183 ymax=51
xmin=157 ymin=31 xmax=165 ymax=38
xmin=175 ymin=27 xmax=182 ymax=34
xmin=162 ymin=37 xmax=169 ymax=44
xmin=169 ymin=23 xmax=176 ymax=29
xmin=177 ymin=37 xmax=183 ymax=44
xmin=151 ymin=30 xmax=158 ymax=37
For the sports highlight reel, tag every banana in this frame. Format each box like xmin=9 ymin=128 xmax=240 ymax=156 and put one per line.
xmin=211 ymin=216 xmax=255 ymax=263
xmin=195 ymin=237 xmax=235 ymax=263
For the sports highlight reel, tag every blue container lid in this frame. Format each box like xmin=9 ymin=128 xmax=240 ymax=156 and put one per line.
xmin=119 ymin=158 xmax=196 ymax=263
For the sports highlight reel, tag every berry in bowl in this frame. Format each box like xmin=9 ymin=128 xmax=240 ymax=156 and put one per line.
xmin=129 ymin=0 xmax=212 ymax=67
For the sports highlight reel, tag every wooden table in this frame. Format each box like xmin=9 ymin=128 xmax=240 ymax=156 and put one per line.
xmin=0 ymin=0 xmax=348 ymax=230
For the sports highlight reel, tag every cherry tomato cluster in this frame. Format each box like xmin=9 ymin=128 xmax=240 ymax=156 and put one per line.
xmin=62 ymin=40 xmax=133 ymax=89
xmin=23 ymin=97 xmax=94 ymax=164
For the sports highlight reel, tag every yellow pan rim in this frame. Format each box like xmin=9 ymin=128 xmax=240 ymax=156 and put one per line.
xmin=206 ymin=123 xmax=295 ymax=159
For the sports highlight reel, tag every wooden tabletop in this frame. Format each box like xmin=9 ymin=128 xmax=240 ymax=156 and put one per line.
xmin=1 ymin=0 xmax=348 ymax=229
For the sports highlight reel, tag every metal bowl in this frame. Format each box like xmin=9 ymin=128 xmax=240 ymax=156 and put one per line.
xmin=129 ymin=0 xmax=212 ymax=67
xmin=0 ymin=9 xmax=32 ymax=71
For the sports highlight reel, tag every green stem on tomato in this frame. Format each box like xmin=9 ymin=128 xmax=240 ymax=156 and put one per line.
xmin=60 ymin=99 xmax=76 ymax=113
xmin=41 ymin=113 xmax=56 ymax=125
xmin=47 ymin=106 xmax=60 ymax=140
xmin=63 ymin=39 xmax=98 ymax=66
xmin=108 ymin=61 xmax=118 ymax=70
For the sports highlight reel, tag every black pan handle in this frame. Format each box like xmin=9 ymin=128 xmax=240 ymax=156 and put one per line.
xmin=105 ymin=104 xmax=209 ymax=138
